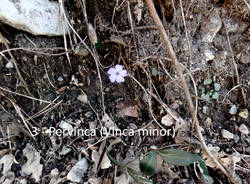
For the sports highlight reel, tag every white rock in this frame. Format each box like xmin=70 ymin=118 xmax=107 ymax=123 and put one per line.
xmin=57 ymin=76 xmax=64 ymax=82
xmin=221 ymin=129 xmax=234 ymax=139
xmin=77 ymin=93 xmax=88 ymax=104
xmin=161 ymin=114 xmax=175 ymax=127
xmin=201 ymin=12 xmax=222 ymax=43
xmin=5 ymin=61 xmax=14 ymax=68
xmin=0 ymin=154 xmax=14 ymax=178
xmin=0 ymin=0 xmax=70 ymax=36
xmin=238 ymin=124 xmax=249 ymax=135
xmin=67 ymin=158 xmax=88 ymax=183
xmin=21 ymin=144 xmax=43 ymax=183
xmin=50 ymin=168 xmax=59 ymax=177
xmin=229 ymin=104 xmax=237 ymax=115
xmin=204 ymin=49 xmax=215 ymax=61
xmin=100 ymin=153 xmax=112 ymax=169
xmin=74 ymin=45 xmax=89 ymax=57
xmin=238 ymin=109 xmax=248 ymax=119
xmin=59 ymin=146 xmax=71 ymax=156
xmin=59 ymin=120 xmax=73 ymax=131
xmin=240 ymin=53 xmax=250 ymax=64
xmin=223 ymin=18 xmax=238 ymax=33
xmin=88 ymin=178 xmax=102 ymax=184
xmin=115 ymin=174 xmax=130 ymax=184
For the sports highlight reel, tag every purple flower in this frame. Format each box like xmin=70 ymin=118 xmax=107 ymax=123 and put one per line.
xmin=107 ymin=64 xmax=128 ymax=83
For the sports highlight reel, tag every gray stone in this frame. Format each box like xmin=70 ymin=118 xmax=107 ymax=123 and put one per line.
xmin=229 ymin=104 xmax=237 ymax=115
xmin=238 ymin=124 xmax=249 ymax=135
xmin=0 ymin=0 xmax=70 ymax=36
xmin=221 ymin=129 xmax=234 ymax=139
xmin=67 ymin=158 xmax=88 ymax=183
xmin=201 ymin=12 xmax=222 ymax=43
xmin=240 ymin=53 xmax=250 ymax=64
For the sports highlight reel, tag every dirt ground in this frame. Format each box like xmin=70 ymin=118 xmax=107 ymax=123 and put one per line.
xmin=0 ymin=0 xmax=249 ymax=184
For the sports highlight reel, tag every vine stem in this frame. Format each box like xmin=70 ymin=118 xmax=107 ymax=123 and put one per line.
xmin=145 ymin=0 xmax=237 ymax=183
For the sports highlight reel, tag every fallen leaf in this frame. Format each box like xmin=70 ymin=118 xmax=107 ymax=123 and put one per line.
xmin=100 ymin=153 xmax=112 ymax=169
xmin=21 ymin=144 xmax=43 ymax=183
xmin=161 ymin=114 xmax=175 ymax=127
xmin=67 ymin=158 xmax=88 ymax=183
xmin=91 ymin=150 xmax=101 ymax=173
xmin=0 ymin=154 xmax=14 ymax=183
xmin=115 ymin=174 xmax=129 ymax=184
xmin=134 ymin=0 xmax=144 ymax=23
xmin=102 ymin=113 xmax=118 ymax=129
xmin=120 ymin=105 xmax=139 ymax=118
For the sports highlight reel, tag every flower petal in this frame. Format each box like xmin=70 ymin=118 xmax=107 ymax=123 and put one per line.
xmin=109 ymin=74 xmax=116 ymax=83
xmin=115 ymin=64 xmax=123 ymax=72
xmin=120 ymin=70 xmax=127 ymax=77
xmin=116 ymin=75 xmax=125 ymax=83
xmin=107 ymin=67 xmax=116 ymax=75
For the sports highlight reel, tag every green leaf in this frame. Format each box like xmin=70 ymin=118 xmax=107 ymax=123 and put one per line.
xmin=127 ymin=167 xmax=153 ymax=184
xmin=157 ymin=148 xmax=201 ymax=166
xmin=208 ymin=90 xmax=214 ymax=96
xmin=212 ymin=92 xmax=219 ymax=99
xmin=214 ymin=83 xmax=221 ymax=91
xmin=107 ymin=152 xmax=125 ymax=167
xmin=203 ymin=78 xmax=212 ymax=85
xmin=157 ymin=148 xmax=212 ymax=184
xmin=201 ymin=87 xmax=205 ymax=93
xmin=139 ymin=151 xmax=157 ymax=176
xmin=201 ymin=93 xmax=210 ymax=100
xmin=152 ymin=67 xmax=158 ymax=76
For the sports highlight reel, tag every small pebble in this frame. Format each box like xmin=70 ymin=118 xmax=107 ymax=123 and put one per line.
xmin=204 ymin=49 xmax=215 ymax=61
xmin=240 ymin=53 xmax=250 ymax=64
xmin=77 ymin=93 xmax=88 ymax=104
xmin=238 ymin=109 xmax=248 ymax=119
xmin=74 ymin=45 xmax=89 ymax=57
xmin=5 ymin=61 xmax=14 ymax=68
xmin=221 ymin=129 xmax=234 ymax=139
xmin=161 ymin=114 xmax=175 ymax=127
xmin=50 ymin=168 xmax=59 ymax=177
xmin=59 ymin=146 xmax=71 ymax=156
xmin=238 ymin=124 xmax=249 ymax=135
xmin=67 ymin=158 xmax=88 ymax=183
xmin=229 ymin=104 xmax=237 ymax=115
xmin=202 ymin=106 xmax=209 ymax=114
xmin=59 ymin=120 xmax=73 ymax=131
xmin=57 ymin=76 xmax=64 ymax=82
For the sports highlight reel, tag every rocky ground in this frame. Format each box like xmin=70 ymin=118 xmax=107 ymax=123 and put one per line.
xmin=0 ymin=0 xmax=249 ymax=184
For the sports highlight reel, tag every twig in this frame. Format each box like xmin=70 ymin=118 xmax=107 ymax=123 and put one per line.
xmin=180 ymin=0 xmax=192 ymax=62
xmin=58 ymin=0 xmax=72 ymax=70
xmin=223 ymin=20 xmax=246 ymax=105
xmin=81 ymin=0 xmax=106 ymax=114
xmin=0 ymin=33 xmax=32 ymax=97
xmin=0 ymin=86 xmax=53 ymax=104
xmin=145 ymin=0 xmax=237 ymax=183
xmin=43 ymin=63 xmax=56 ymax=89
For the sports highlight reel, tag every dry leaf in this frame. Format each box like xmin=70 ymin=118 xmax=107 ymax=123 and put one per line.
xmin=67 ymin=158 xmax=88 ymax=183
xmin=161 ymin=114 xmax=175 ymax=127
xmin=0 ymin=154 xmax=14 ymax=183
xmin=134 ymin=0 xmax=144 ymax=23
xmin=87 ymin=23 xmax=97 ymax=45
xmin=102 ymin=113 xmax=118 ymax=129
xmin=100 ymin=153 xmax=112 ymax=169
xmin=88 ymin=177 xmax=102 ymax=184
xmin=21 ymin=144 xmax=43 ymax=183
xmin=77 ymin=93 xmax=88 ymax=104
xmin=115 ymin=174 xmax=129 ymax=184
xmin=119 ymin=105 xmax=139 ymax=118
xmin=91 ymin=150 xmax=101 ymax=173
